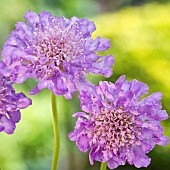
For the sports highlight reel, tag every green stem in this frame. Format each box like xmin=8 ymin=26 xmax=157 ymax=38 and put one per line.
xmin=100 ymin=162 xmax=107 ymax=170
xmin=51 ymin=92 xmax=60 ymax=170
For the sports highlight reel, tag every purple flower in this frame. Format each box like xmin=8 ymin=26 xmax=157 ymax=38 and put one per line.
xmin=0 ymin=11 xmax=114 ymax=99
xmin=68 ymin=75 xmax=168 ymax=169
xmin=0 ymin=73 xmax=32 ymax=134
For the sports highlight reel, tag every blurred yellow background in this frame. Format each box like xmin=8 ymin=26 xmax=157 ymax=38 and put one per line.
xmin=0 ymin=0 xmax=170 ymax=170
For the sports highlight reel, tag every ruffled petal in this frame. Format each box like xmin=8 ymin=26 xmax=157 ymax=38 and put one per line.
xmin=29 ymin=86 xmax=41 ymax=95
xmin=71 ymin=17 xmax=96 ymax=37
xmin=24 ymin=11 xmax=39 ymax=26
xmin=134 ymin=155 xmax=151 ymax=168
xmin=39 ymin=11 xmax=52 ymax=27
xmin=8 ymin=111 xmax=21 ymax=123
xmin=155 ymin=136 xmax=169 ymax=146
xmin=107 ymin=155 xmax=125 ymax=169
xmin=107 ymin=160 xmax=119 ymax=169
xmin=154 ymin=110 xmax=168 ymax=120
xmin=18 ymin=97 xmax=32 ymax=109
xmin=0 ymin=116 xmax=16 ymax=134
xmin=128 ymin=79 xmax=149 ymax=99
xmin=89 ymin=55 xmax=114 ymax=78
xmin=76 ymin=134 xmax=90 ymax=152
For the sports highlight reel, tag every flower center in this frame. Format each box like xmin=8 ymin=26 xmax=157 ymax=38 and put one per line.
xmin=28 ymin=19 xmax=85 ymax=76
xmin=90 ymin=108 xmax=141 ymax=154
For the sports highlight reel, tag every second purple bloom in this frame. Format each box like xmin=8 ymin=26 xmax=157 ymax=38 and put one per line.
xmin=69 ymin=75 xmax=168 ymax=169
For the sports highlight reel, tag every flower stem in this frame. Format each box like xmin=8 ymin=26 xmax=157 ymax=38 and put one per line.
xmin=51 ymin=92 xmax=60 ymax=170
xmin=100 ymin=162 xmax=107 ymax=170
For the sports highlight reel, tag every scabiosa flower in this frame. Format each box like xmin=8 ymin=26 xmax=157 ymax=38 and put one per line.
xmin=0 ymin=11 xmax=114 ymax=99
xmin=0 ymin=73 xmax=32 ymax=134
xmin=68 ymin=75 xmax=168 ymax=169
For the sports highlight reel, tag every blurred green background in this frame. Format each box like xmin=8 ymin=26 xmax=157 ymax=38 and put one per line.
xmin=0 ymin=0 xmax=170 ymax=170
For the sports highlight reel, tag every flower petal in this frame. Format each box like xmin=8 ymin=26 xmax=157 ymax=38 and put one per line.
xmin=76 ymin=134 xmax=90 ymax=152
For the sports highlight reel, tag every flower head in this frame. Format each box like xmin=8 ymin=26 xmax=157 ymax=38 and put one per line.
xmin=0 ymin=11 xmax=114 ymax=99
xmin=0 ymin=73 xmax=32 ymax=134
xmin=69 ymin=75 xmax=168 ymax=169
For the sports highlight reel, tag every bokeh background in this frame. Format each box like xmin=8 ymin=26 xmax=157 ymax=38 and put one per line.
xmin=0 ymin=0 xmax=170 ymax=170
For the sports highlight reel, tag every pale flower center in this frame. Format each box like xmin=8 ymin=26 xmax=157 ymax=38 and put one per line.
xmin=29 ymin=19 xmax=85 ymax=75
xmin=90 ymin=108 xmax=141 ymax=154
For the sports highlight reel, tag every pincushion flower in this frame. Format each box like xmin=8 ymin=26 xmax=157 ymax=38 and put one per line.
xmin=0 ymin=11 xmax=114 ymax=99
xmin=68 ymin=75 xmax=168 ymax=169
xmin=0 ymin=72 xmax=32 ymax=134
